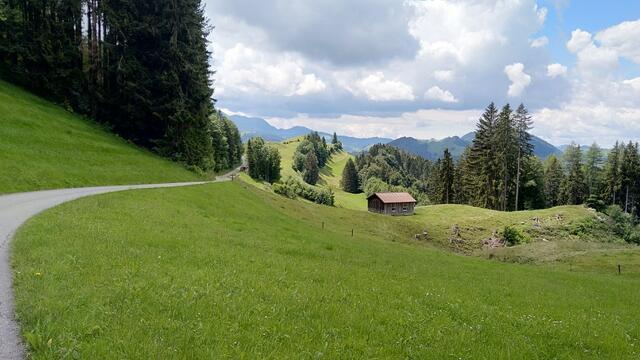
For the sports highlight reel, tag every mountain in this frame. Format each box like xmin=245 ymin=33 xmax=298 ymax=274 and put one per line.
xmin=388 ymin=136 xmax=470 ymax=161
xmin=390 ymin=132 xmax=562 ymax=161
xmin=228 ymin=114 xmax=392 ymax=152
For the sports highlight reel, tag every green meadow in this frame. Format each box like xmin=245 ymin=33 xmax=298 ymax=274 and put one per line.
xmin=0 ymin=80 xmax=203 ymax=194
xmin=11 ymin=182 xmax=640 ymax=358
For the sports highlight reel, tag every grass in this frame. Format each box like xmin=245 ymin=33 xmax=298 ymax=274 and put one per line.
xmin=0 ymin=80 xmax=203 ymax=194
xmin=12 ymin=181 xmax=640 ymax=358
xmin=271 ymin=138 xmax=366 ymax=211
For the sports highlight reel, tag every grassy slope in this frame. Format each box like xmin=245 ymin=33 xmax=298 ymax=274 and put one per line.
xmin=12 ymin=182 xmax=640 ymax=358
xmin=0 ymin=80 xmax=203 ymax=194
xmin=272 ymin=138 xmax=366 ymax=210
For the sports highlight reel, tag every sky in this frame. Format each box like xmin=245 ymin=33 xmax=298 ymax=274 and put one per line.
xmin=203 ymin=0 xmax=640 ymax=146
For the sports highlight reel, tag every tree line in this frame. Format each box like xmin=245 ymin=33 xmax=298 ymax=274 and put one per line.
xmin=342 ymin=102 xmax=640 ymax=221
xmin=292 ymin=132 xmax=342 ymax=185
xmin=0 ymin=0 xmax=237 ymax=171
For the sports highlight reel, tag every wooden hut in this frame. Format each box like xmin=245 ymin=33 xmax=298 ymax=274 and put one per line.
xmin=367 ymin=192 xmax=417 ymax=216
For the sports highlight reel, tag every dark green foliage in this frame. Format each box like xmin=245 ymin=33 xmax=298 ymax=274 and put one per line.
xmin=0 ymin=0 xmax=223 ymax=170
xmin=502 ymin=226 xmax=527 ymax=246
xmin=561 ymin=144 xmax=587 ymax=205
xmin=302 ymin=152 xmax=320 ymax=185
xmin=584 ymin=143 xmax=604 ymax=197
xmin=519 ymin=156 xmax=545 ymax=210
xmin=293 ymin=132 xmax=337 ymax=183
xmin=602 ymin=142 xmax=622 ymax=205
xmin=273 ymin=176 xmax=334 ymax=206
xmin=620 ymin=142 xmax=640 ymax=215
xmin=544 ymin=155 xmax=564 ymax=207
xmin=209 ymin=111 xmax=243 ymax=172
xmin=356 ymin=144 xmax=432 ymax=204
xmin=514 ymin=104 xmax=534 ymax=211
xmin=440 ymin=149 xmax=455 ymax=204
xmin=246 ymin=137 xmax=281 ymax=183
xmin=341 ymin=158 xmax=360 ymax=193
xmin=468 ymin=103 xmax=500 ymax=209
xmin=585 ymin=194 xmax=606 ymax=213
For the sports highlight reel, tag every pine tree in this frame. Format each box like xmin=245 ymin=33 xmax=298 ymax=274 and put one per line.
xmin=469 ymin=103 xmax=499 ymax=209
xmin=544 ymin=155 xmax=564 ymax=207
xmin=453 ymin=148 xmax=473 ymax=205
xmin=332 ymin=132 xmax=339 ymax=144
xmin=603 ymin=141 xmax=622 ymax=205
xmin=303 ymin=152 xmax=320 ymax=185
xmin=561 ymin=143 xmax=587 ymax=205
xmin=519 ymin=156 xmax=545 ymax=209
xmin=341 ymin=158 xmax=360 ymax=193
xmin=584 ymin=142 xmax=604 ymax=198
xmin=620 ymin=142 xmax=640 ymax=214
xmin=440 ymin=149 xmax=455 ymax=204
xmin=513 ymin=104 xmax=534 ymax=211
xmin=496 ymin=103 xmax=517 ymax=211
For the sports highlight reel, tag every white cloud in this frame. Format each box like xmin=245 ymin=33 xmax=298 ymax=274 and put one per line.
xmin=347 ymin=72 xmax=415 ymax=101
xmin=623 ymin=77 xmax=640 ymax=91
xmin=595 ymin=19 xmax=640 ymax=63
xmin=266 ymin=109 xmax=481 ymax=139
xmin=217 ymin=43 xmax=326 ymax=97
xmin=547 ymin=63 xmax=567 ymax=78
xmin=425 ymin=86 xmax=458 ymax=103
xmin=567 ymin=29 xmax=593 ymax=53
xmin=530 ymin=36 xmax=549 ymax=48
xmin=504 ymin=63 xmax=532 ymax=97
xmin=434 ymin=70 xmax=455 ymax=82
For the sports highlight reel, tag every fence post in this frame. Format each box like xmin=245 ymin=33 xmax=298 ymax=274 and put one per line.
xmin=322 ymin=221 xmax=324 ymax=230
xmin=618 ymin=264 xmax=621 ymax=275
xmin=351 ymin=229 xmax=354 ymax=237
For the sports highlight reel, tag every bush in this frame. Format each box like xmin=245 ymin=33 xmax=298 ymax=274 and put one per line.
xmin=272 ymin=176 xmax=334 ymax=206
xmin=627 ymin=226 xmax=640 ymax=245
xmin=502 ymin=226 xmax=527 ymax=246
xmin=585 ymin=195 xmax=606 ymax=213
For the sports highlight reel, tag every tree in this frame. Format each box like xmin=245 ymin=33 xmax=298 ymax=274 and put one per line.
xmin=544 ymin=155 xmax=564 ymax=207
xmin=332 ymin=132 xmax=339 ymax=145
xmin=603 ymin=142 xmax=622 ymax=205
xmin=303 ymin=152 xmax=320 ymax=185
xmin=440 ymin=149 xmax=455 ymax=204
xmin=495 ymin=103 xmax=517 ymax=211
xmin=246 ymin=137 xmax=280 ymax=183
xmin=519 ymin=156 xmax=545 ymax=210
xmin=561 ymin=144 xmax=587 ymax=205
xmin=513 ymin=104 xmax=534 ymax=211
xmin=469 ymin=103 xmax=500 ymax=209
xmin=620 ymin=142 xmax=640 ymax=214
xmin=341 ymin=158 xmax=360 ymax=193
xmin=584 ymin=142 xmax=604 ymax=198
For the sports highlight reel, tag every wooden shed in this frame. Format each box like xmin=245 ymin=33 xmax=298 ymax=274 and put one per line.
xmin=367 ymin=192 xmax=417 ymax=216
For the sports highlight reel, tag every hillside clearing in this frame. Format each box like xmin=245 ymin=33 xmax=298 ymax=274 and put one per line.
xmin=0 ymin=80 xmax=203 ymax=194
xmin=12 ymin=182 xmax=640 ymax=358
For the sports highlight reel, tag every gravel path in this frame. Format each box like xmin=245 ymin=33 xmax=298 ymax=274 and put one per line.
xmin=0 ymin=168 xmax=240 ymax=359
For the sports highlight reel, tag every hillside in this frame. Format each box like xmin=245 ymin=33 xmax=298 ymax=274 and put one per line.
xmin=0 ymin=81 xmax=203 ymax=194
xmin=12 ymin=181 xmax=640 ymax=358
xmin=390 ymin=132 xmax=562 ymax=161
xmin=269 ymin=137 xmax=367 ymax=211
xmin=229 ymin=114 xmax=392 ymax=152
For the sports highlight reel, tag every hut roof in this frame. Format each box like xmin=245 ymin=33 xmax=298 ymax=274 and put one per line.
xmin=368 ymin=192 xmax=417 ymax=204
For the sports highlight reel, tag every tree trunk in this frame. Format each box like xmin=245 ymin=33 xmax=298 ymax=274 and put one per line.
xmin=515 ymin=151 xmax=521 ymax=211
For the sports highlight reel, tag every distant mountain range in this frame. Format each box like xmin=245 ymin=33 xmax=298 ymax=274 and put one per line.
xmin=228 ymin=115 xmax=392 ymax=153
xmin=390 ymin=132 xmax=562 ymax=161
xmin=228 ymin=114 xmax=563 ymax=160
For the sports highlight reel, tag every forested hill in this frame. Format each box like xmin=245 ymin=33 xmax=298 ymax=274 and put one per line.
xmin=389 ymin=132 xmax=561 ymax=161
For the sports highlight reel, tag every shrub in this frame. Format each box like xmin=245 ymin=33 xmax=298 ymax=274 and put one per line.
xmin=585 ymin=195 xmax=606 ymax=213
xmin=272 ymin=176 xmax=334 ymax=206
xmin=502 ymin=226 xmax=527 ymax=246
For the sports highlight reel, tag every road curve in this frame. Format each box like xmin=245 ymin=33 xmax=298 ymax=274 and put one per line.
xmin=0 ymin=168 xmax=240 ymax=359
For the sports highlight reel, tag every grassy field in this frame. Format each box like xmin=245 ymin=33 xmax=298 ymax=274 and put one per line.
xmin=0 ymin=80 xmax=203 ymax=194
xmin=272 ymin=138 xmax=366 ymax=210
xmin=12 ymin=181 xmax=640 ymax=358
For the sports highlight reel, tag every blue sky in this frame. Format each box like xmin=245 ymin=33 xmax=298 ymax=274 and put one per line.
xmin=205 ymin=0 xmax=640 ymax=146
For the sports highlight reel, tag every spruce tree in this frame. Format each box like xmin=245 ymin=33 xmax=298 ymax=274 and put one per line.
xmin=544 ymin=155 xmax=564 ymax=207
xmin=584 ymin=142 xmax=604 ymax=199
xmin=332 ymin=132 xmax=339 ymax=144
xmin=440 ymin=149 xmax=455 ymax=204
xmin=303 ymin=152 xmax=320 ymax=185
xmin=620 ymin=142 xmax=640 ymax=214
xmin=561 ymin=144 xmax=587 ymax=205
xmin=603 ymin=141 xmax=622 ymax=205
xmin=341 ymin=158 xmax=360 ymax=193
xmin=469 ymin=103 xmax=499 ymax=209
xmin=496 ymin=103 xmax=517 ymax=211
xmin=513 ymin=104 xmax=534 ymax=211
